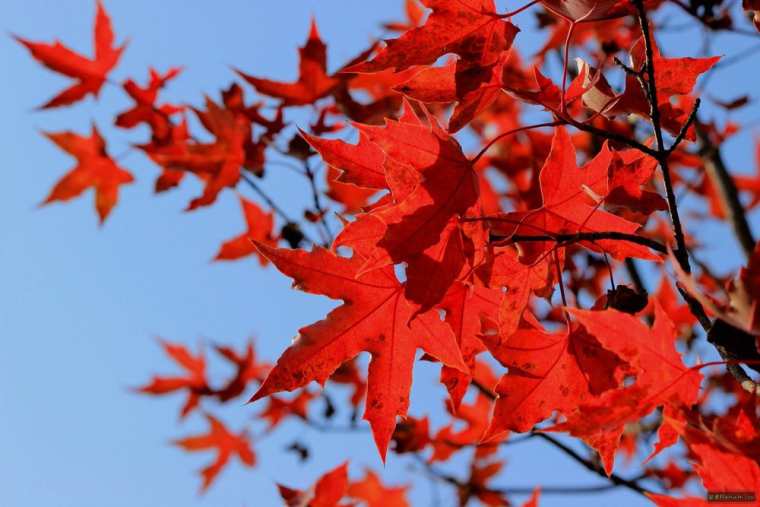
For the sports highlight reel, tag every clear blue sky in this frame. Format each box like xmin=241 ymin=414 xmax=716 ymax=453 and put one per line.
xmin=2 ymin=1 xmax=758 ymax=506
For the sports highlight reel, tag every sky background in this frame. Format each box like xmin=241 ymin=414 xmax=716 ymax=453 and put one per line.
xmin=2 ymin=1 xmax=759 ymax=506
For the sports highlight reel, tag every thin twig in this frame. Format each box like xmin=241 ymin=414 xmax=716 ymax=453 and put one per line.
xmin=533 ymin=433 xmax=652 ymax=497
xmin=667 ymin=98 xmax=701 ymax=154
xmin=695 ymin=122 xmax=756 ymax=259
xmin=469 ymin=379 xmax=654 ymax=497
xmin=634 ymin=0 xmax=692 ymax=273
xmin=486 ymin=230 xmax=668 ymax=254
xmin=240 ymin=172 xmax=317 ymax=246
xmin=303 ymin=159 xmax=333 ymax=246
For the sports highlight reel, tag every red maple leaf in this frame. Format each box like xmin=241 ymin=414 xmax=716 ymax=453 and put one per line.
xmin=214 ymin=195 xmax=276 ymax=264
xmin=346 ymin=0 xmax=518 ymax=73
xmin=544 ymin=303 xmax=702 ymax=474
xmin=15 ymin=0 xmax=125 ymax=108
xmin=347 ymin=469 xmax=410 ymax=507
xmin=214 ymin=340 xmax=270 ymax=402
xmin=136 ymin=339 xmax=211 ymax=419
xmin=174 ymin=413 xmax=255 ymax=492
xmin=395 ymin=54 xmax=512 ymax=132
xmin=250 ymin=244 xmax=467 ymax=459
xmin=437 ymin=282 xmax=499 ymax=409
xmin=350 ymin=103 xmax=483 ymax=278
xmin=259 ymin=390 xmax=316 ymax=431
xmin=487 ymin=127 xmax=661 ymax=263
xmin=42 ymin=125 xmax=134 ymax=223
xmin=237 ymin=19 xmax=340 ymax=106
xmin=279 ymin=462 xmax=349 ymax=507
xmin=141 ymin=97 xmax=247 ymax=210
xmin=115 ymin=67 xmax=183 ymax=140
xmin=483 ymin=320 xmax=629 ymax=435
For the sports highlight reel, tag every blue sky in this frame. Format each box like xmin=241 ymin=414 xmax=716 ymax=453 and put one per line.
xmin=2 ymin=1 xmax=759 ymax=506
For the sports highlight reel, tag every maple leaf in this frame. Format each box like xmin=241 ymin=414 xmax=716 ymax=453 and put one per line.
xmin=237 ymin=19 xmax=340 ymax=106
xmin=350 ymin=102 xmax=483 ymax=275
xmin=15 ymin=0 xmax=125 ymax=108
xmin=483 ymin=321 xmax=629 ymax=436
xmin=651 ymin=414 xmax=760 ymax=506
xmin=395 ymin=51 xmax=511 ymax=132
xmin=250 ymin=244 xmax=467 ymax=459
xmin=42 ymin=125 xmax=134 ymax=223
xmin=259 ymin=390 xmax=315 ymax=431
xmin=328 ymin=359 xmax=367 ymax=408
xmin=487 ymin=127 xmax=661 ymax=263
xmin=384 ymin=0 xmax=426 ymax=33
xmin=136 ymin=339 xmax=211 ymax=418
xmin=301 ymin=130 xmax=388 ymax=190
xmin=437 ymin=282 xmax=499 ymax=409
xmin=347 ymin=469 xmax=410 ymax=507
xmin=476 ymin=246 xmax=551 ymax=339
xmin=569 ymin=303 xmax=702 ymax=408
xmin=279 ymin=462 xmax=349 ymax=507
xmin=325 ymin=166 xmax=377 ymax=213
xmin=523 ymin=488 xmax=542 ymax=507
xmin=391 ymin=416 xmax=432 ymax=454
xmin=115 ymin=67 xmax=183 ymax=140
xmin=214 ymin=195 xmax=276 ymax=264
xmin=612 ymin=40 xmax=719 ymax=139
xmin=607 ymin=149 xmax=668 ymax=219
xmin=214 ymin=340 xmax=270 ymax=402
xmin=323 ymin=102 xmax=485 ymax=315
xmin=346 ymin=0 xmax=518 ymax=73
xmin=174 ymin=413 xmax=255 ymax=492
xmin=502 ymin=65 xmax=588 ymax=115
xmin=141 ymin=97 xmax=247 ymax=210
xmin=431 ymin=391 xmax=495 ymax=462
xmin=544 ymin=304 xmax=702 ymax=474
xmin=458 ymin=459 xmax=508 ymax=507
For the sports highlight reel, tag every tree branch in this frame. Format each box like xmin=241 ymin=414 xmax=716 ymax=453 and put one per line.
xmin=488 ymin=231 xmax=667 ymax=254
xmin=634 ymin=0 xmax=693 ymax=274
xmin=468 ymin=379 xmax=653 ymax=497
xmin=695 ymin=122 xmax=756 ymax=259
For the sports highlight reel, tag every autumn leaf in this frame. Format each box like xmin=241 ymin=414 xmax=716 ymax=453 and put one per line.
xmin=384 ymin=0 xmax=426 ymax=33
xmin=544 ymin=303 xmax=702 ymax=474
xmin=250 ymin=244 xmax=467 ymax=459
xmin=136 ymin=339 xmax=211 ymax=419
xmin=351 ymin=102 xmax=482 ymax=273
xmin=279 ymin=462 xmax=349 ymax=507
xmin=431 ymin=390 xmax=495 ymax=462
xmin=437 ymin=282 xmax=499 ymax=409
xmin=483 ymin=321 xmax=629 ymax=436
xmin=395 ymin=50 xmax=511 ymax=131
xmin=174 ymin=413 xmax=255 ymax=492
xmin=214 ymin=340 xmax=270 ymax=402
xmin=260 ymin=390 xmax=316 ymax=431
xmin=325 ymin=166 xmax=377 ymax=213
xmin=237 ymin=19 xmax=339 ymax=106
xmin=15 ymin=0 xmax=125 ymax=108
xmin=486 ymin=127 xmax=661 ymax=263
xmin=458 ymin=458 xmax=508 ymax=506
xmin=301 ymin=129 xmax=388 ymax=190
xmin=476 ymin=246 xmax=551 ymax=340
xmin=347 ymin=469 xmax=410 ymax=507
xmin=141 ymin=97 xmax=247 ymax=210
xmin=346 ymin=0 xmax=518 ymax=73
xmin=115 ymin=67 xmax=183 ymax=140
xmin=214 ymin=195 xmax=276 ymax=264
xmin=42 ymin=125 xmax=134 ymax=223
